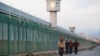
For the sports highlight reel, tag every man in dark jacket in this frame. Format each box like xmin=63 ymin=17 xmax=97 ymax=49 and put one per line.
xmin=65 ymin=40 xmax=69 ymax=54
xmin=69 ymin=40 xmax=73 ymax=54
xmin=73 ymin=39 xmax=80 ymax=55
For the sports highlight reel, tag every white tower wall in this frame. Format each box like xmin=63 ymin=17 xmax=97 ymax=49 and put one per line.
xmin=50 ymin=12 xmax=57 ymax=27
xmin=69 ymin=27 xmax=75 ymax=32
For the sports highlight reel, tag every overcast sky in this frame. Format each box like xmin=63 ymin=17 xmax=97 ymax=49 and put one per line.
xmin=0 ymin=0 xmax=100 ymax=38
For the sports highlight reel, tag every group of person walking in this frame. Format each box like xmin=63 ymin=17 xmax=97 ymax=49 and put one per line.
xmin=58 ymin=37 xmax=80 ymax=56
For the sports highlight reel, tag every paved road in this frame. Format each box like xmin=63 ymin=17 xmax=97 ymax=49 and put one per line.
xmin=55 ymin=46 xmax=100 ymax=56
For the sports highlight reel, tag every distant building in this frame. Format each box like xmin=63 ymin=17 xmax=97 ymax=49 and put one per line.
xmin=69 ymin=27 xmax=75 ymax=32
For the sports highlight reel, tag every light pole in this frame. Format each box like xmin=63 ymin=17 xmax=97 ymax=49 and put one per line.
xmin=46 ymin=0 xmax=61 ymax=28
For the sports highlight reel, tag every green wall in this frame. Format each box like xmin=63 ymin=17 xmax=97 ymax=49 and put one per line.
xmin=0 ymin=11 xmax=97 ymax=56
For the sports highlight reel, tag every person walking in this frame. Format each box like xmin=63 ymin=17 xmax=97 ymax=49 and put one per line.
xmin=73 ymin=39 xmax=80 ymax=55
xmin=69 ymin=40 xmax=73 ymax=54
xmin=58 ymin=37 xmax=65 ymax=56
xmin=65 ymin=40 xmax=69 ymax=54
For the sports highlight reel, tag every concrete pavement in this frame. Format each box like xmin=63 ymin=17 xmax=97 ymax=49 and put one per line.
xmin=55 ymin=46 xmax=100 ymax=56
